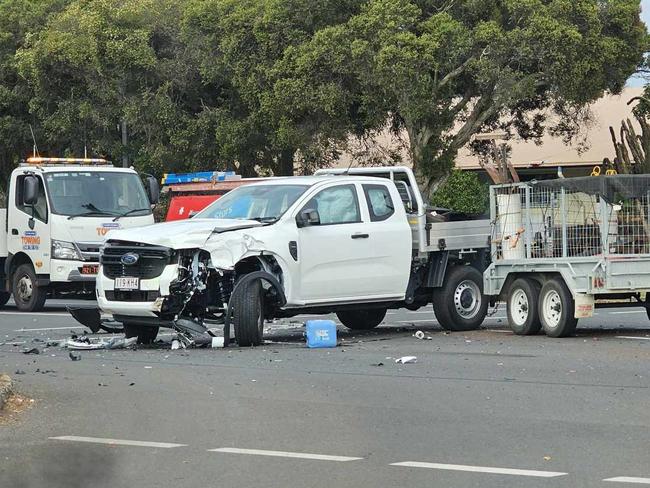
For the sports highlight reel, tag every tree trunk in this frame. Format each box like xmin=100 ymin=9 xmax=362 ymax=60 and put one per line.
xmin=276 ymin=148 xmax=295 ymax=176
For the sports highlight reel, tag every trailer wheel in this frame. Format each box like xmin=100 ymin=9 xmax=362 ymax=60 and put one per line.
xmin=232 ymin=279 xmax=264 ymax=347
xmin=433 ymin=265 xmax=488 ymax=331
xmin=123 ymin=323 xmax=159 ymax=344
xmin=337 ymin=308 xmax=387 ymax=330
xmin=0 ymin=291 xmax=10 ymax=309
xmin=507 ymin=278 xmax=542 ymax=335
xmin=12 ymin=264 xmax=47 ymax=312
xmin=538 ymin=278 xmax=577 ymax=338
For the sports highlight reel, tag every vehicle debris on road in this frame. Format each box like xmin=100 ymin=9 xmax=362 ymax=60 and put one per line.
xmin=65 ymin=336 xmax=138 ymax=351
xmin=395 ymin=356 xmax=417 ymax=364
xmin=69 ymin=352 xmax=82 ymax=361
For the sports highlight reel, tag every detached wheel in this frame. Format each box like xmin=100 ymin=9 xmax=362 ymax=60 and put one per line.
xmin=337 ymin=308 xmax=387 ymax=330
xmin=123 ymin=323 xmax=159 ymax=344
xmin=232 ymin=279 xmax=264 ymax=347
xmin=0 ymin=291 xmax=10 ymax=309
xmin=538 ymin=278 xmax=577 ymax=338
xmin=507 ymin=278 xmax=542 ymax=335
xmin=433 ymin=265 xmax=488 ymax=331
xmin=12 ymin=264 xmax=47 ymax=312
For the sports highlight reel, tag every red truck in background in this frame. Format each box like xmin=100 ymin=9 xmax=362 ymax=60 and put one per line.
xmin=162 ymin=172 xmax=263 ymax=221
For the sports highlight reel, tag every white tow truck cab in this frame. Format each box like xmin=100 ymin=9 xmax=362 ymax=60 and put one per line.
xmin=0 ymin=157 xmax=160 ymax=312
xmin=87 ymin=166 xmax=491 ymax=346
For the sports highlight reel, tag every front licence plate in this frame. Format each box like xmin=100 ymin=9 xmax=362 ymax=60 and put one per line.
xmin=114 ymin=277 xmax=139 ymax=290
xmin=81 ymin=264 xmax=99 ymax=275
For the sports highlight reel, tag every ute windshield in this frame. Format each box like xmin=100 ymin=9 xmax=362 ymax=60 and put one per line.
xmin=44 ymin=171 xmax=151 ymax=218
xmin=196 ymin=184 xmax=309 ymax=222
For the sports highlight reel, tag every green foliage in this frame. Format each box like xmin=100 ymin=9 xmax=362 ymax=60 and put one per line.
xmin=0 ymin=0 xmax=647 ymax=187
xmin=431 ymin=170 xmax=489 ymax=215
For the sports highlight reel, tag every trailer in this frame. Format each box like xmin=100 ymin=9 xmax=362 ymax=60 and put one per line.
xmin=485 ymin=175 xmax=650 ymax=337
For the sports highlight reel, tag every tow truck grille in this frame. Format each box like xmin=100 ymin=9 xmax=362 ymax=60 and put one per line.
xmin=101 ymin=244 xmax=172 ymax=280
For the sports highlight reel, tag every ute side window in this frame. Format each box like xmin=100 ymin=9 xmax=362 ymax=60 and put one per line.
xmin=16 ymin=175 xmax=48 ymax=223
xmin=303 ymin=184 xmax=361 ymax=225
xmin=363 ymin=184 xmax=395 ymax=222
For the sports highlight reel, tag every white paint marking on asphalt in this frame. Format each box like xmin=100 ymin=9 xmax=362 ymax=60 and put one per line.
xmin=14 ymin=326 xmax=86 ymax=332
xmin=604 ymin=477 xmax=650 ymax=484
xmin=0 ymin=312 xmax=69 ymax=317
xmin=209 ymin=447 xmax=362 ymax=462
xmin=49 ymin=436 xmax=186 ymax=449
xmin=610 ymin=310 xmax=646 ymax=315
xmin=390 ymin=461 xmax=567 ymax=478
xmin=398 ymin=319 xmax=437 ymax=324
xmin=616 ymin=336 xmax=650 ymax=341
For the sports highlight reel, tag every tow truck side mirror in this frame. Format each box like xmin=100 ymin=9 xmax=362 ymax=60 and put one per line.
xmin=23 ymin=176 xmax=39 ymax=206
xmin=146 ymin=176 xmax=160 ymax=205
xmin=296 ymin=208 xmax=320 ymax=228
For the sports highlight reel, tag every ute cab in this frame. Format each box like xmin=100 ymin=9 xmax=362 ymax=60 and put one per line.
xmin=0 ymin=157 xmax=159 ymax=311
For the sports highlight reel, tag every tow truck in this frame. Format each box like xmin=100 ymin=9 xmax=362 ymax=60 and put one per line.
xmin=0 ymin=157 xmax=159 ymax=311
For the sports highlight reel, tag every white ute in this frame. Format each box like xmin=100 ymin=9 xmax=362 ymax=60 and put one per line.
xmin=0 ymin=157 xmax=159 ymax=312
xmin=93 ymin=167 xmax=492 ymax=345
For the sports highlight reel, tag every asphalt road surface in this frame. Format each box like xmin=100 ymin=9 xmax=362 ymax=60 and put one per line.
xmin=1 ymin=300 xmax=649 ymax=488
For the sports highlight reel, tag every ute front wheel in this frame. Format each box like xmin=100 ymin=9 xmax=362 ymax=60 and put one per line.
xmin=232 ymin=279 xmax=265 ymax=347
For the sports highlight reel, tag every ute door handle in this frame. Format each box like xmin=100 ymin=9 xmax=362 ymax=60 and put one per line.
xmin=11 ymin=229 xmax=18 ymax=235
xmin=351 ymin=233 xmax=369 ymax=239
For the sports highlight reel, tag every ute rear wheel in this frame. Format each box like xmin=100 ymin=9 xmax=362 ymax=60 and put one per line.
xmin=433 ymin=265 xmax=488 ymax=331
xmin=232 ymin=279 xmax=265 ymax=347
xmin=12 ymin=264 xmax=47 ymax=312
xmin=538 ymin=278 xmax=577 ymax=338
xmin=507 ymin=278 xmax=542 ymax=335
xmin=337 ymin=308 xmax=387 ymax=330
xmin=123 ymin=323 xmax=159 ymax=344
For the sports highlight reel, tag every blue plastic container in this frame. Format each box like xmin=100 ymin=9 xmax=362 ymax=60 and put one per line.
xmin=305 ymin=320 xmax=337 ymax=348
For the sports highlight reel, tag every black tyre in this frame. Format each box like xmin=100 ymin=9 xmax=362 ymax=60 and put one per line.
xmin=507 ymin=278 xmax=542 ymax=335
xmin=337 ymin=308 xmax=387 ymax=330
xmin=12 ymin=264 xmax=47 ymax=312
xmin=538 ymin=278 xmax=577 ymax=338
xmin=433 ymin=265 xmax=488 ymax=331
xmin=0 ymin=291 xmax=10 ymax=309
xmin=232 ymin=279 xmax=264 ymax=347
xmin=123 ymin=323 xmax=159 ymax=344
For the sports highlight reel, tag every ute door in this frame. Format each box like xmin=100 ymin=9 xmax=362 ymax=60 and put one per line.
xmin=296 ymin=182 xmax=405 ymax=303
xmin=7 ymin=174 xmax=51 ymax=275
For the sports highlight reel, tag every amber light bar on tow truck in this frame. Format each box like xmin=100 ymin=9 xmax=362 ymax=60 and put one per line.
xmin=22 ymin=157 xmax=112 ymax=166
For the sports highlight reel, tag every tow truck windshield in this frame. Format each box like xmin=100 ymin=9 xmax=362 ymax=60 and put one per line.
xmin=45 ymin=171 xmax=152 ymax=218
xmin=196 ymin=184 xmax=308 ymax=221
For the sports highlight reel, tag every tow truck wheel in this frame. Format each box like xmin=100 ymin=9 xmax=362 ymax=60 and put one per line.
xmin=337 ymin=308 xmax=387 ymax=330
xmin=0 ymin=291 xmax=10 ymax=309
xmin=12 ymin=264 xmax=47 ymax=312
xmin=538 ymin=278 xmax=577 ymax=338
xmin=232 ymin=279 xmax=264 ymax=347
xmin=433 ymin=265 xmax=488 ymax=331
xmin=123 ymin=323 xmax=159 ymax=345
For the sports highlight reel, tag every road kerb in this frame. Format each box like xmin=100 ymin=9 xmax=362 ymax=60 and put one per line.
xmin=0 ymin=374 xmax=13 ymax=410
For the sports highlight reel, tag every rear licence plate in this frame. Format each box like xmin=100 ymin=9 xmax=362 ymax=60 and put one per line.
xmin=114 ymin=277 xmax=139 ymax=290
xmin=80 ymin=264 xmax=99 ymax=275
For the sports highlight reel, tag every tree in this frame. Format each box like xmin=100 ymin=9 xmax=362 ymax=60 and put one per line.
xmin=430 ymin=169 xmax=488 ymax=215
xmin=0 ymin=0 xmax=70 ymax=185
xmin=278 ymin=0 xmax=648 ymax=193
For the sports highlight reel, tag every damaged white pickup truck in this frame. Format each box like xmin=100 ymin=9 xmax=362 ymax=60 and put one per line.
xmin=73 ymin=167 xmax=492 ymax=346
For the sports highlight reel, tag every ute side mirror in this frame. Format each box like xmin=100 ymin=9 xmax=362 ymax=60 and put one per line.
xmin=296 ymin=208 xmax=320 ymax=228
xmin=23 ymin=175 xmax=39 ymax=206
xmin=146 ymin=175 xmax=160 ymax=205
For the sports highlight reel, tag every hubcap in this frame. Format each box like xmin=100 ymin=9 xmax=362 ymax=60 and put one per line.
xmin=454 ymin=280 xmax=481 ymax=319
xmin=510 ymin=288 xmax=529 ymax=326
xmin=17 ymin=275 xmax=33 ymax=301
xmin=543 ymin=289 xmax=562 ymax=328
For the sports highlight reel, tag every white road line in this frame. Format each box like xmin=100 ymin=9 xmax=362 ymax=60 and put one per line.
xmin=616 ymin=336 xmax=650 ymax=341
xmin=49 ymin=436 xmax=186 ymax=449
xmin=14 ymin=326 xmax=86 ymax=332
xmin=390 ymin=461 xmax=567 ymax=478
xmin=209 ymin=447 xmax=362 ymax=462
xmin=604 ymin=477 xmax=650 ymax=484
xmin=398 ymin=319 xmax=437 ymax=324
xmin=610 ymin=310 xmax=646 ymax=315
xmin=0 ymin=312 xmax=68 ymax=316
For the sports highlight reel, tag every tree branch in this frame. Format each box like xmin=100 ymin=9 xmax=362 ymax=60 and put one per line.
xmin=437 ymin=57 xmax=473 ymax=90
